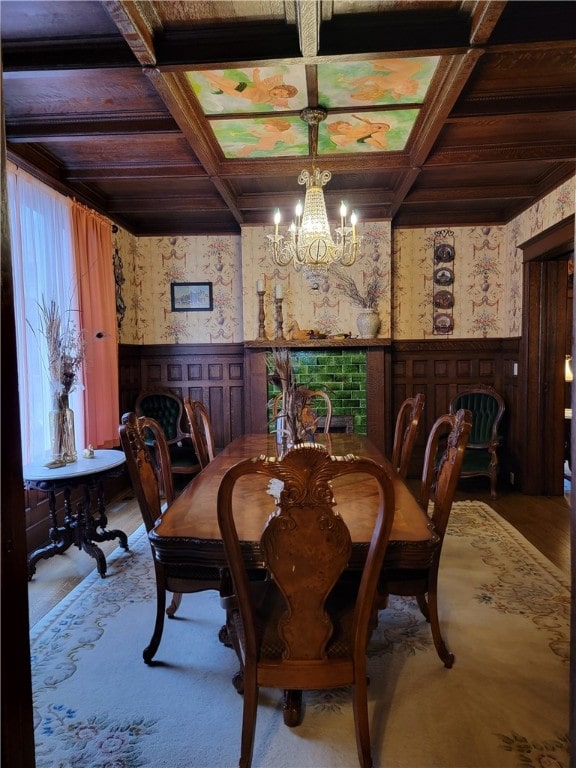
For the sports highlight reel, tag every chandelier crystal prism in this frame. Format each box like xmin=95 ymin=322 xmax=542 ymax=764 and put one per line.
xmin=267 ymin=107 xmax=359 ymax=269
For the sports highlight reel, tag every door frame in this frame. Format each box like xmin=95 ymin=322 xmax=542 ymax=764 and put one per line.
xmin=518 ymin=218 xmax=574 ymax=495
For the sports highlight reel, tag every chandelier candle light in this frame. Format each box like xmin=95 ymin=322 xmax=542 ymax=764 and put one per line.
xmin=267 ymin=107 xmax=359 ymax=270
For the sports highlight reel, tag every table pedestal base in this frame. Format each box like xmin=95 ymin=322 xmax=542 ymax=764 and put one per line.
xmin=27 ymin=471 xmax=129 ymax=580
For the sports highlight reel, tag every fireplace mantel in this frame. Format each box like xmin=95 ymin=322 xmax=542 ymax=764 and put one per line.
xmin=243 ymin=343 xmax=392 ymax=454
xmin=244 ymin=338 xmax=391 ymax=349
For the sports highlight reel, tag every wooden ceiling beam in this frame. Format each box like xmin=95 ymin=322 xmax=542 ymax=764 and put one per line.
xmin=102 ymin=0 xmax=162 ymax=66
xmin=425 ymin=145 xmax=576 ymax=165
xmin=405 ymin=184 xmax=537 ymax=203
xmin=106 ymin=197 xmax=230 ymax=213
xmin=464 ymin=0 xmax=508 ymax=46
xmin=5 ymin=116 xmax=179 ymax=142
xmin=142 ymin=67 xmax=245 ymax=226
xmin=0 ymin=37 xmax=138 ymax=72
xmin=66 ymin=165 xmax=207 ymax=181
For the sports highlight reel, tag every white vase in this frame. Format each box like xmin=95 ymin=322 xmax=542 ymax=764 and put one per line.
xmin=356 ymin=309 xmax=380 ymax=338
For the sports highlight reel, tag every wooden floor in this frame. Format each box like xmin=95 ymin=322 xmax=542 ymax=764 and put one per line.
xmin=454 ymin=481 xmax=570 ymax=576
xmin=27 ymin=479 xmax=571 ymax=628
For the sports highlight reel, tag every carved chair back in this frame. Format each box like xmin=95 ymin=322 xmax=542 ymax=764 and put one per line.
xmin=183 ymin=397 xmax=216 ymax=469
xmin=217 ymin=443 xmax=395 ymax=767
xmin=391 ymin=392 xmax=425 ymax=479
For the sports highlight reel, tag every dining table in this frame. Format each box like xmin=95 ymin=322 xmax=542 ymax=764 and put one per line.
xmin=149 ymin=432 xmax=437 ymax=577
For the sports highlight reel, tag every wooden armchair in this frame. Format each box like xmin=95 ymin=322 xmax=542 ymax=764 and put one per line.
xmin=391 ymin=392 xmax=425 ymax=479
xmin=135 ymin=388 xmax=201 ymax=482
xmin=217 ymin=443 xmax=395 ymax=768
xmin=449 ymin=385 xmax=505 ymax=498
xmin=377 ymin=408 xmax=472 ymax=668
xmin=119 ymin=412 xmax=222 ymax=664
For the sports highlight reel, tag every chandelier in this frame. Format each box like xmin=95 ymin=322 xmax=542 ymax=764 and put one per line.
xmin=267 ymin=107 xmax=359 ymax=269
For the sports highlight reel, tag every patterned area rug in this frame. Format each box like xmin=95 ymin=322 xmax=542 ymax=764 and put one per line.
xmin=30 ymin=500 xmax=570 ymax=768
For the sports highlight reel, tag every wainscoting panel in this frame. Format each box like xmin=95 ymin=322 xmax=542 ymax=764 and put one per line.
xmin=119 ymin=343 xmax=246 ymax=451
xmin=391 ymin=338 xmax=520 ymax=480
xmin=28 ymin=338 xmax=522 ymax=556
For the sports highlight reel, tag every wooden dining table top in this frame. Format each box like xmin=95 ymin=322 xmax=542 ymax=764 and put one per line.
xmin=149 ymin=433 xmax=437 ymax=572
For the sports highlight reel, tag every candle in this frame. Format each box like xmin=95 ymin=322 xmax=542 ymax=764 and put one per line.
xmin=274 ymin=209 xmax=281 ymax=238
xmin=257 ymin=279 xmax=264 ymax=293
xmin=351 ymin=211 xmax=357 ymax=238
xmin=340 ymin=201 xmax=347 ymax=230
xmin=275 ymin=283 xmax=283 ymax=300
xmin=295 ymin=200 xmax=303 ymax=225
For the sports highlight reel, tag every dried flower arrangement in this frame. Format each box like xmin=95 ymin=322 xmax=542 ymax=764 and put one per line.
xmin=268 ymin=348 xmax=317 ymax=445
xmin=37 ymin=298 xmax=86 ymax=405
xmin=331 ymin=267 xmax=383 ymax=310
xmin=33 ymin=298 xmax=86 ymax=466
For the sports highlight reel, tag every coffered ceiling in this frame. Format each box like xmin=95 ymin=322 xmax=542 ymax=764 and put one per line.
xmin=2 ymin=1 xmax=575 ymax=236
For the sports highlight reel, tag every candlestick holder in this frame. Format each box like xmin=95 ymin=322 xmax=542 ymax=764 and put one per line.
xmin=257 ymin=290 xmax=267 ymax=340
xmin=274 ymin=297 xmax=285 ymax=340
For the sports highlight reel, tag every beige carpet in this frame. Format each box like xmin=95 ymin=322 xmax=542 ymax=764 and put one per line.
xmin=30 ymin=500 xmax=570 ymax=768
xmin=27 ymin=497 xmax=142 ymax=626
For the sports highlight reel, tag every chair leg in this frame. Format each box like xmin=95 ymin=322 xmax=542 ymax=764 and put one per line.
xmin=352 ymin=669 xmax=373 ymax=768
xmin=166 ymin=591 xmax=182 ymax=617
xmin=239 ymin=674 xmax=258 ymax=768
xmin=416 ymin=593 xmax=430 ymax=621
xmin=143 ymin=571 xmax=167 ymax=664
xmin=283 ymin=690 xmax=303 ymax=727
xmin=490 ymin=469 xmax=497 ymax=499
xmin=426 ymin=577 xmax=454 ymax=668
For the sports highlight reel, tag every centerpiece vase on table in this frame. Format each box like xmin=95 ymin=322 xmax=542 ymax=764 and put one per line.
xmin=270 ymin=348 xmax=312 ymax=456
xmin=49 ymin=392 xmax=77 ymax=464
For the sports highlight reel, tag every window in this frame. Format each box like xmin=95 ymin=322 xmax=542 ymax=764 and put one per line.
xmin=7 ymin=164 xmax=85 ymax=464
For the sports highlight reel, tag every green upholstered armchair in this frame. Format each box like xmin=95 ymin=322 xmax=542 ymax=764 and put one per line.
xmin=449 ymin=385 xmax=505 ymax=498
xmin=135 ymin=389 xmax=201 ymax=482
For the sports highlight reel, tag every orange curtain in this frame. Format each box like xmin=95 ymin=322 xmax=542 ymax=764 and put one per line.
xmin=71 ymin=201 xmax=119 ymax=448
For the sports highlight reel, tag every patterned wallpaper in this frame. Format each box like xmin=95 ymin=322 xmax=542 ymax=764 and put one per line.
xmin=241 ymin=222 xmax=392 ymax=341
xmin=116 ymin=175 xmax=574 ymax=345
xmin=116 ymin=233 xmax=243 ymax=344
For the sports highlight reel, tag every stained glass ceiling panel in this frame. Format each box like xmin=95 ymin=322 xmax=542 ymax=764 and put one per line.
xmin=186 ymin=56 xmax=440 ymax=159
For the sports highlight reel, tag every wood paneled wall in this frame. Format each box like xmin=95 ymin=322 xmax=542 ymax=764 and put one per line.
xmin=119 ymin=338 xmax=520 ymax=480
xmin=391 ymin=338 xmax=520 ymax=479
xmin=119 ymin=343 xmax=246 ymax=451
xmin=27 ymin=337 xmax=521 ymax=555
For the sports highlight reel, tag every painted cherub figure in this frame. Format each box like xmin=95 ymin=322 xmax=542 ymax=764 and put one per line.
xmin=327 ymin=115 xmax=391 ymax=149
xmin=347 ymin=58 xmax=422 ymax=102
xmin=205 ymin=68 xmax=298 ymax=109
xmin=236 ymin=118 xmax=297 ymax=157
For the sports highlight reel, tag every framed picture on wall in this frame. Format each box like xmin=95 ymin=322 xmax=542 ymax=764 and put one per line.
xmin=171 ymin=282 xmax=213 ymax=312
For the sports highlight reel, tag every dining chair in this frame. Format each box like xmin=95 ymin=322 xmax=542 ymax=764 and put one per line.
xmin=449 ymin=385 xmax=505 ymax=498
xmin=391 ymin=392 xmax=425 ymax=479
xmin=135 ymin=388 xmax=201 ymax=483
xmin=272 ymin=388 xmax=333 ymax=434
xmin=183 ymin=397 xmax=216 ymax=469
xmin=135 ymin=414 xmax=186 ymax=619
xmin=217 ymin=443 xmax=395 ymax=768
xmin=378 ymin=407 xmax=472 ymax=668
xmin=119 ymin=411 xmax=222 ymax=664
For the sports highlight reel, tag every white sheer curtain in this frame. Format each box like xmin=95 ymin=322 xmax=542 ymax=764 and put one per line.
xmin=8 ymin=163 xmax=85 ymax=464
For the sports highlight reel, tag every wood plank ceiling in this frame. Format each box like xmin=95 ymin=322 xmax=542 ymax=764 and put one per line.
xmin=2 ymin=0 xmax=575 ymax=236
